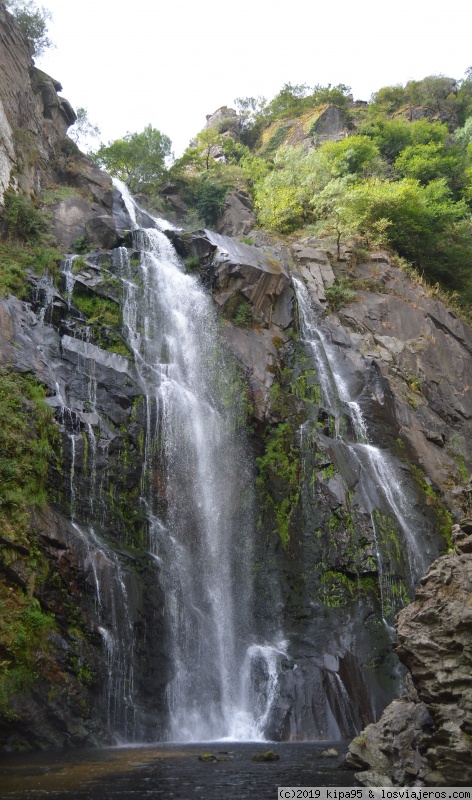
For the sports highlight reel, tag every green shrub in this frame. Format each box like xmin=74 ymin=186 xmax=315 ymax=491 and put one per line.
xmin=2 ymin=189 xmax=48 ymax=243
xmin=70 ymin=235 xmax=90 ymax=254
xmin=192 ymin=180 xmax=229 ymax=226
xmin=184 ymin=255 xmax=200 ymax=272
xmin=325 ymin=280 xmax=357 ymax=311
xmin=232 ymin=300 xmax=253 ymax=326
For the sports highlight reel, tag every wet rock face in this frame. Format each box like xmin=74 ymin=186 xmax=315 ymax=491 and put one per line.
xmin=168 ymin=227 xmax=470 ymax=744
xmin=0 ymin=245 xmax=169 ymax=748
xmin=170 ymin=227 xmax=294 ymax=420
xmin=1 ymin=159 xmax=471 ymax=750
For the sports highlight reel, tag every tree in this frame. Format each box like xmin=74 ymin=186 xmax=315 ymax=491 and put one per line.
xmin=254 ymin=146 xmax=330 ymax=231
xmin=310 ymin=177 xmax=355 ymax=258
xmin=405 ymin=75 xmax=457 ymax=112
xmin=320 ymin=135 xmax=381 ymax=178
xmin=5 ymin=0 xmax=53 ymax=58
xmin=344 ymin=177 xmax=472 ymax=285
xmin=92 ymin=125 xmax=172 ymax=194
xmin=194 ymin=129 xmax=226 ymax=171
xmin=370 ymin=84 xmax=407 ymax=113
xmin=394 ymin=140 xmax=466 ymax=195
xmin=68 ymin=108 xmax=101 ymax=149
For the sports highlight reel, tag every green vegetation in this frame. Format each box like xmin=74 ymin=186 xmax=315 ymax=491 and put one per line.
xmin=0 ymin=368 xmax=60 ymax=717
xmin=232 ymin=300 xmax=253 ymax=327
xmin=40 ymin=185 xmax=78 ymax=205
xmin=0 ymin=369 xmax=57 ymax=544
xmin=2 ymin=189 xmax=48 ymax=242
xmin=92 ymin=125 xmax=172 ymax=196
xmin=88 ymin=73 xmax=472 ymax=319
xmin=5 ymin=0 xmax=53 ymax=57
xmin=184 ymin=255 xmax=200 ymax=273
xmin=325 ymin=280 xmax=357 ymax=311
xmin=256 ymin=422 xmax=301 ymax=548
xmin=0 ymin=591 xmax=55 ymax=719
xmin=71 ymin=286 xmax=120 ymax=327
xmin=68 ymin=107 xmax=101 ymax=149
xmin=70 ymin=285 xmax=131 ymax=356
xmin=0 ymin=190 xmax=62 ymax=297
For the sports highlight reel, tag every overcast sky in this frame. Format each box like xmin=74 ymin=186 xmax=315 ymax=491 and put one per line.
xmin=37 ymin=0 xmax=471 ymax=157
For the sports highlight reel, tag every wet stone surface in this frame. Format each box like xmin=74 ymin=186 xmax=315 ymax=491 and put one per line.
xmin=0 ymin=742 xmax=357 ymax=799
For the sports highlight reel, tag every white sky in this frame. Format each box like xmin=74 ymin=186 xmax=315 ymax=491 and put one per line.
xmin=37 ymin=0 xmax=471 ymax=158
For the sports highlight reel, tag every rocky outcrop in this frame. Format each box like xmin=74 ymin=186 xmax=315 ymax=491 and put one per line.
xmin=347 ymin=504 xmax=472 ymax=786
xmin=171 ymin=227 xmax=294 ymax=419
xmin=0 ymin=4 xmax=115 ymax=248
xmin=215 ymin=189 xmax=256 ymax=237
xmin=333 ymin=256 xmax=472 ymax=511
xmin=0 ymin=4 xmax=73 ymax=200
xmin=205 ymin=106 xmax=241 ymax=140
xmin=310 ymin=104 xmax=347 ymax=144
xmin=291 ymin=237 xmax=336 ymax=303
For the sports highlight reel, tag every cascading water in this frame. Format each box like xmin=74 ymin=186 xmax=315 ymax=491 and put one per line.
xmin=293 ymin=276 xmax=428 ymax=603
xmin=111 ymin=180 xmax=285 ymax=741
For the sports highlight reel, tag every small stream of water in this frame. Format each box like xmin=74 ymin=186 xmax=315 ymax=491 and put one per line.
xmin=293 ymin=277 xmax=428 ymax=611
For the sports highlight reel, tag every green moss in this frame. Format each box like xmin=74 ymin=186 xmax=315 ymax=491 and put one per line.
xmin=268 ymin=380 xmax=290 ymax=418
xmin=292 ymin=371 xmax=321 ymax=405
xmin=371 ymin=508 xmax=403 ymax=563
xmin=321 ymin=463 xmax=337 ymax=480
xmin=319 ymin=569 xmax=355 ymax=608
xmin=0 ymin=591 xmax=56 ymax=719
xmin=256 ymin=422 xmax=301 ymax=548
xmin=70 ymin=285 xmax=132 ymax=357
xmin=0 ymin=368 xmax=58 ymax=545
xmin=457 ymin=455 xmax=469 ymax=483
xmin=409 ymin=463 xmax=454 ymax=549
xmin=72 ymin=286 xmax=120 ymax=326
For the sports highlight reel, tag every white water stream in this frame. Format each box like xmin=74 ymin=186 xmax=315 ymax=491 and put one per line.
xmin=293 ymin=277 xmax=428 ymax=597
xmin=109 ymin=180 xmax=286 ymax=741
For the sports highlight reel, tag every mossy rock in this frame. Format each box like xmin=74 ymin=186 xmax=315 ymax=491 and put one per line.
xmin=198 ymin=753 xmax=217 ymax=762
xmin=251 ymin=750 xmax=280 ymax=762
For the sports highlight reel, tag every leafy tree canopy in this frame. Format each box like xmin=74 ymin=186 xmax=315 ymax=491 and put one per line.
xmin=343 ymin=177 xmax=472 ymax=285
xmin=92 ymin=125 xmax=172 ymax=194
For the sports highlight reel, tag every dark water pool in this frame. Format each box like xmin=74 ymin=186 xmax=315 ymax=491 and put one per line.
xmin=0 ymin=741 xmax=357 ymax=799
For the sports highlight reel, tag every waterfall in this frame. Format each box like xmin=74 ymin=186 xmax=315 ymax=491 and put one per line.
xmin=111 ymin=182 xmax=283 ymax=742
xmin=293 ymin=276 xmax=428 ymax=597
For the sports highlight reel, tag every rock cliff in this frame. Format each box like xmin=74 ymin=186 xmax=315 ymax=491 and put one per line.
xmin=347 ymin=495 xmax=472 ymax=786
xmin=0 ymin=5 xmax=471 ymax=755
xmin=1 ymin=176 xmax=471 ymax=747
